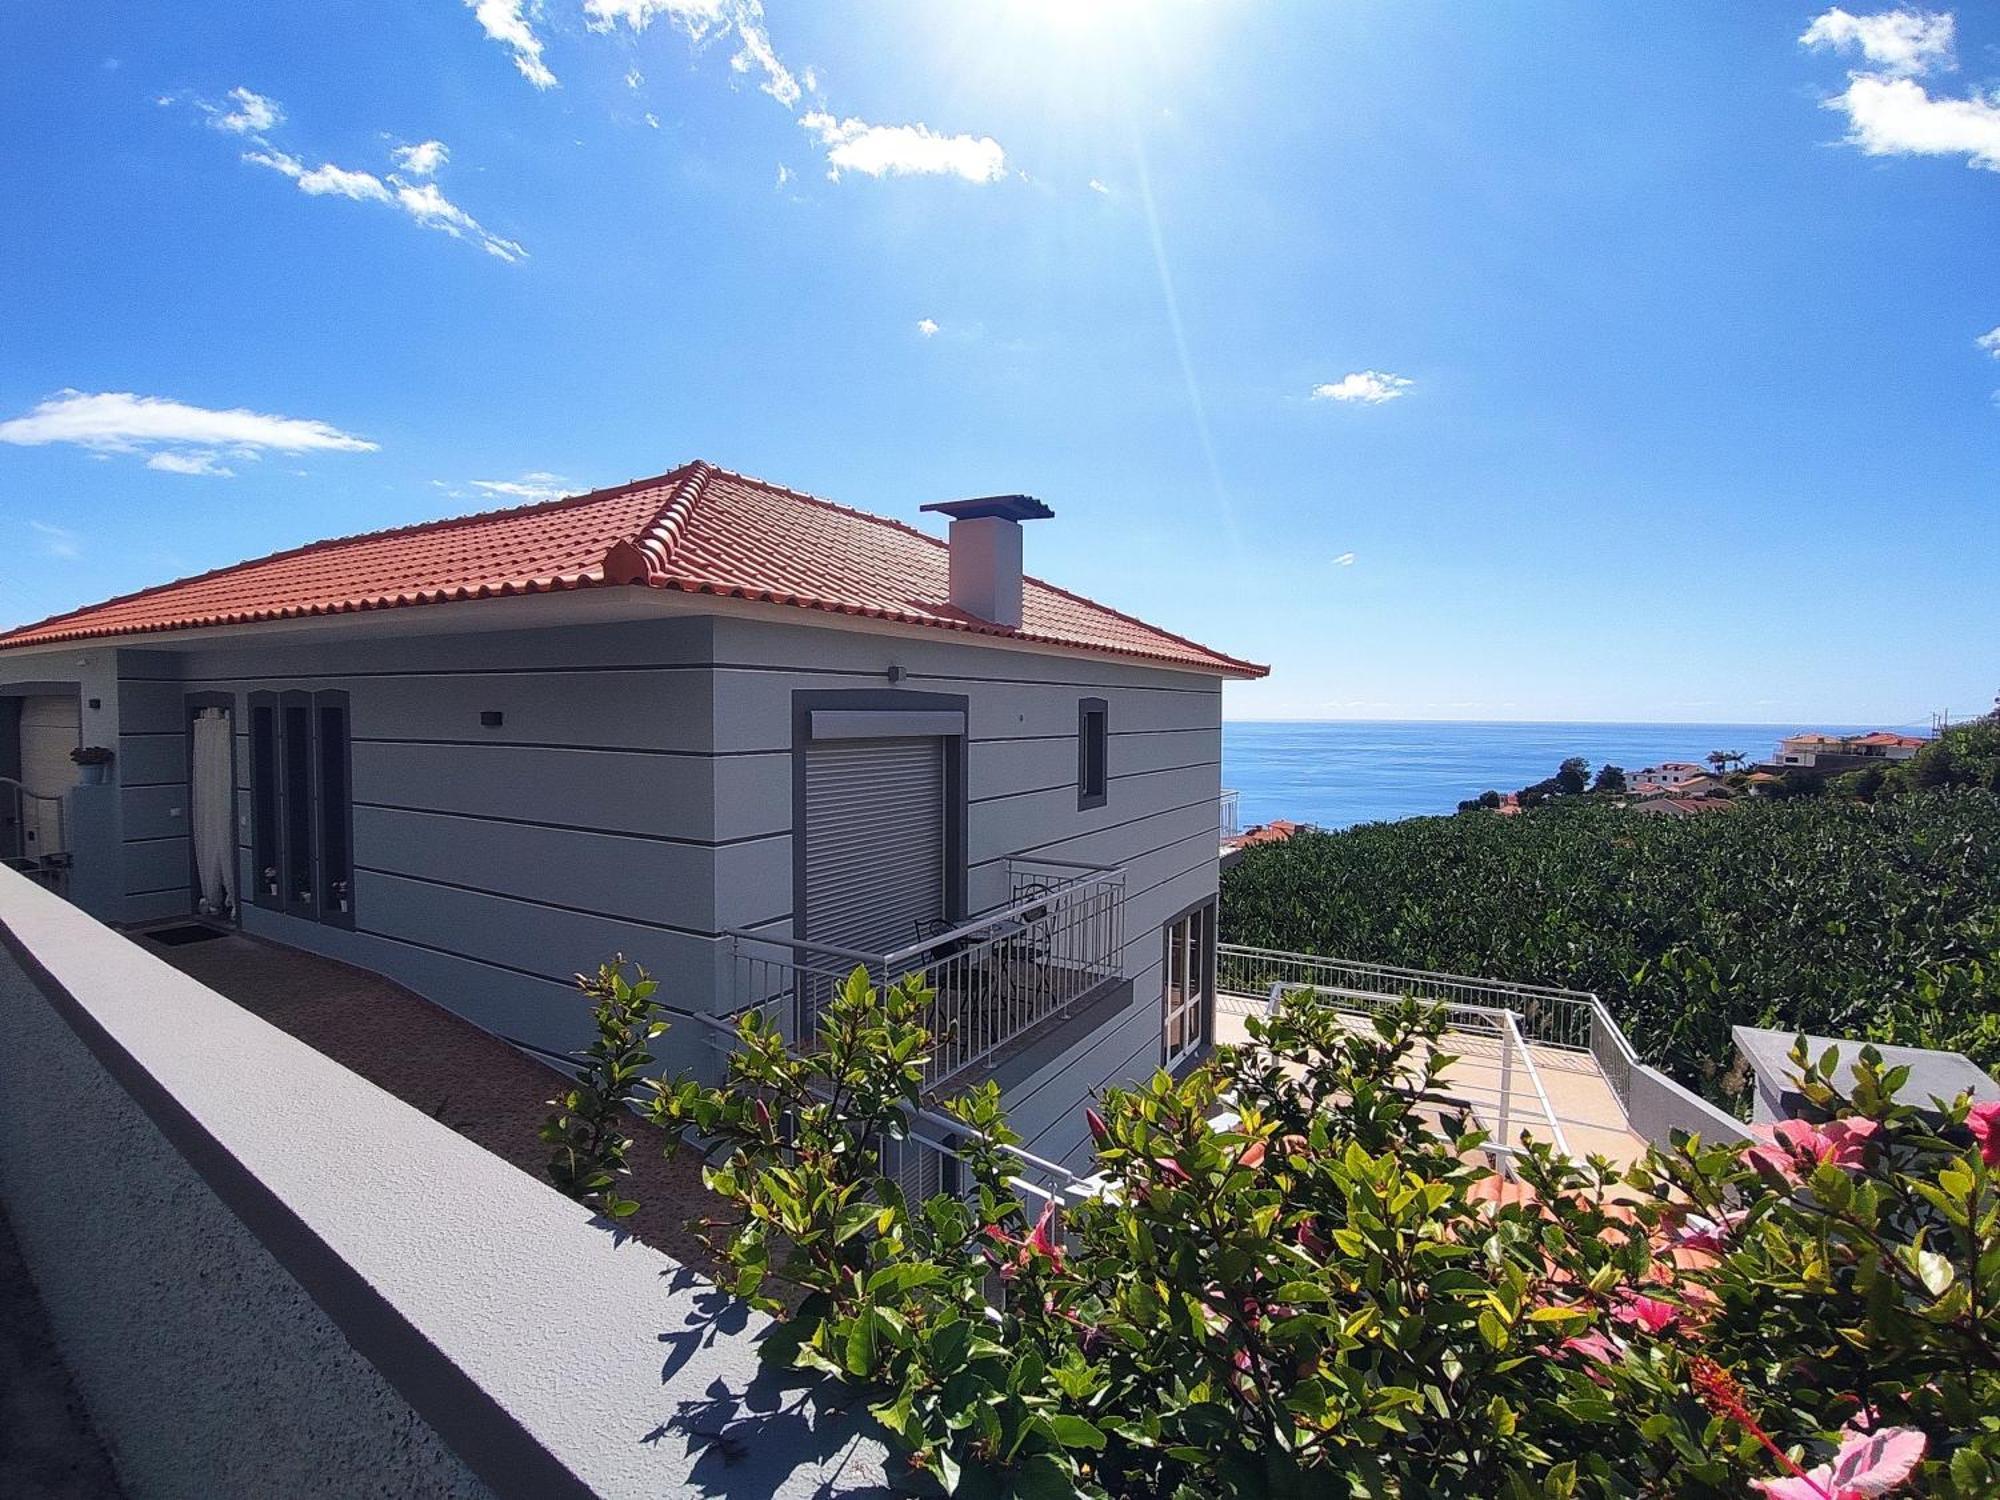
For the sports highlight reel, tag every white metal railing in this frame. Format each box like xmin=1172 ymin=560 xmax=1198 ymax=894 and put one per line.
xmin=1239 ymin=980 xmax=1573 ymax=1160
xmin=724 ymin=858 xmax=1126 ymax=1091
xmin=668 ymin=998 xmax=1081 ymax=1250
xmin=1219 ymin=788 xmax=1242 ymax=839
xmin=1217 ymin=946 xmax=1641 ymax=1151
xmin=1 ymin=776 xmax=69 ymax=890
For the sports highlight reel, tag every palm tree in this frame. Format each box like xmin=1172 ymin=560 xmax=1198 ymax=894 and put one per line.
xmin=1707 ymin=750 xmax=1730 ymax=775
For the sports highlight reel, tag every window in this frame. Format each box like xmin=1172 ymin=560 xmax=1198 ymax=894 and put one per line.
xmin=249 ymin=698 xmax=280 ymax=905
xmin=1077 ymin=697 xmax=1108 ymax=810
xmin=248 ymin=688 xmax=353 ymax=926
xmin=1163 ymin=901 xmax=1213 ymax=1069
xmin=316 ymin=693 xmax=353 ymax=922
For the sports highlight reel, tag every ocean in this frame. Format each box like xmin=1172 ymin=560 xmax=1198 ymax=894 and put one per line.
xmin=1221 ymin=720 xmax=1903 ymax=831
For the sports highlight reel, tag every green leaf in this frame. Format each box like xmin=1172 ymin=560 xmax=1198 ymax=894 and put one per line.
xmin=1044 ymin=1415 xmax=1106 ymax=1451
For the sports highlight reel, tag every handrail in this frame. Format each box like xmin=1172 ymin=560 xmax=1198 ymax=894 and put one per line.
xmin=882 ymin=867 xmax=1123 ymax=968
xmin=1500 ymin=1010 xmax=1572 ymax=1159
xmin=1219 ymin=943 xmax=1595 ymax=1005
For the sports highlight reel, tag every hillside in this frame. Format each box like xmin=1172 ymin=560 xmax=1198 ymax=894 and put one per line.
xmin=1218 ymin=788 xmax=2000 ymax=1106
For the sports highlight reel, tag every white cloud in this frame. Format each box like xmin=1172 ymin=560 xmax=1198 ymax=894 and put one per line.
xmin=1333 ymin=551 xmax=1356 ymax=567
xmin=29 ymin=521 xmax=81 ymax=559
xmin=469 ymin=472 xmax=570 ymax=502
xmin=1800 ymin=8 xmax=1954 ymax=77
xmin=145 ymin=450 xmax=237 ymax=478
xmin=586 ymin=0 xmax=799 ymax=108
xmin=243 ymin=142 xmax=524 ymax=260
xmin=584 ymin=0 xmax=730 ymax=33
xmin=465 ymin=0 xmax=558 ymax=89
xmin=1088 ymin=177 xmax=1110 ymax=194
xmin=0 ymin=392 xmax=376 ymax=474
xmin=394 ymin=179 xmax=526 ymax=261
xmin=729 ymin=16 xmax=798 ymax=106
xmin=800 ymin=112 xmax=1006 ymax=183
xmin=1821 ymin=72 xmax=2000 ymax=170
xmin=1311 ymin=371 xmax=1414 ymax=405
xmin=212 ymin=86 xmax=282 ymax=134
xmin=1978 ymin=326 xmax=2000 ymax=356
xmin=775 ymin=162 xmax=793 ymax=188
xmin=916 ymin=318 xmax=939 ymax=337
xmin=644 ymin=112 xmax=661 ymax=130
xmin=393 ymin=139 xmax=449 ymax=177
xmin=300 ymin=162 xmax=394 ymax=201
xmin=625 ymin=67 xmax=645 ymax=89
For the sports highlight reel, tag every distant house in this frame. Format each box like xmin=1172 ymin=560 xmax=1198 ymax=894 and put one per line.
xmin=1774 ymin=730 xmax=1926 ymax=768
xmin=1629 ymin=761 xmax=1709 ymax=795
xmin=1630 ymin=796 xmax=1737 ymax=819
xmin=0 ymin=462 xmax=1267 ymax=1170
xmin=1222 ymin=818 xmax=1302 ymax=853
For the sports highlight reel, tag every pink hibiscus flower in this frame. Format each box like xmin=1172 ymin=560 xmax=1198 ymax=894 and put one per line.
xmin=1609 ymin=1288 xmax=1679 ymax=1335
xmin=1967 ymin=1100 xmax=2000 ymax=1168
xmin=1673 ymin=1209 xmax=1745 ymax=1253
xmin=1560 ymin=1329 xmax=1621 ymax=1367
xmin=1751 ymin=1425 xmax=1927 ymax=1500
xmin=1745 ymin=1117 xmax=1880 ymax=1184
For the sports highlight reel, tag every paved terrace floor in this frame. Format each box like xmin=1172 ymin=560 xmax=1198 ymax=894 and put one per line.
xmin=1215 ymin=998 xmax=1648 ymax=1169
xmin=132 ymin=923 xmax=732 ymax=1282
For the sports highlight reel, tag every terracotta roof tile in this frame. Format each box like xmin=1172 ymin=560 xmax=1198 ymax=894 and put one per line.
xmin=0 ymin=462 xmax=1267 ymax=677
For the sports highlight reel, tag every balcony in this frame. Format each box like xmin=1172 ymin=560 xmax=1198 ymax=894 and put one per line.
xmin=724 ymin=857 xmax=1127 ymax=1091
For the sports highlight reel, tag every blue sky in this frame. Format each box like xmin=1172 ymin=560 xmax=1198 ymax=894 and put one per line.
xmin=2 ymin=2 xmax=1995 ymax=724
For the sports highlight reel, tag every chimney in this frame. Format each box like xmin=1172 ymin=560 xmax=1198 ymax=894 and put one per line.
xmin=920 ymin=494 xmax=1055 ymax=629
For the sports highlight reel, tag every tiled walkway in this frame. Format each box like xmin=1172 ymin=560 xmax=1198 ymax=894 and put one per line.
xmin=136 ymin=924 xmax=733 ymax=1281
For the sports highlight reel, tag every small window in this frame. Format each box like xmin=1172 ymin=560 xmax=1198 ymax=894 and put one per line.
xmin=1077 ymin=697 xmax=1108 ymax=810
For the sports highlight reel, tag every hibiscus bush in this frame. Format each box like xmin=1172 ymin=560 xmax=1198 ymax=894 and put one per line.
xmin=646 ymin=970 xmax=2000 ymax=1498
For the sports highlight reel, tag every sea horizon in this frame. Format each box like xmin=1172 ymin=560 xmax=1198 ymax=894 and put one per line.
xmin=1220 ymin=718 xmax=1928 ymax=832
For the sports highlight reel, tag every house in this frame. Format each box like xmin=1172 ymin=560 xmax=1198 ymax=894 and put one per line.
xmin=1628 ymin=761 xmax=1709 ymax=795
xmin=0 ymin=462 xmax=1266 ymax=1170
xmin=1774 ymin=729 xmax=1926 ymax=768
xmin=1629 ymin=796 xmax=1737 ymax=819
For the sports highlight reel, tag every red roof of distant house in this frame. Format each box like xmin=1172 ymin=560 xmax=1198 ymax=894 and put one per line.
xmin=1850 ymin=732 xmax=1926 ymax=748
xmin=1224 ymin=819 xmax=1302 ymax=851
xmin=1634 ymin=797 xmax=1736 ymax=817
xmin=0 ymin=462 xmax=1267 ymax=677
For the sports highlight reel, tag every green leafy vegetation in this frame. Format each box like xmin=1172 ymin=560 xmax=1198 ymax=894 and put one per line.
xmin=539 ymin=957 xmax=663 ymax=1218
xmin=1222 ymin=790 xmax=2000 ymax=1103
xmin=647 ymin=973 xmax=2000 ymax=1498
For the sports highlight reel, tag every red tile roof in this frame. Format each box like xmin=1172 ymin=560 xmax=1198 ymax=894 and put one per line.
xmin=0 ymin=462 xmax=1267 ymax=676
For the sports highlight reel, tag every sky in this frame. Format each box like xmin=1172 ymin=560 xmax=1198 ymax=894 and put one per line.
xmin=1 ymin=2 xmax=1995 ymax=725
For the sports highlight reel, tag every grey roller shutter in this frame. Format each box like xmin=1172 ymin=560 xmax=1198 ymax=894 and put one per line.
xmin=803 ymin=736 xmax=945 ymax=958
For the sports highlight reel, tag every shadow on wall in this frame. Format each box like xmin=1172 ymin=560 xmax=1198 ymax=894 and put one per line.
xmin=647 ymin=1266 xmax=901 ymax=1498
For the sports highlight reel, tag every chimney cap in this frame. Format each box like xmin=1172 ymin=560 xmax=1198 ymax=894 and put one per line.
xmin=920 ymin=494 xmax=1054 ymax=523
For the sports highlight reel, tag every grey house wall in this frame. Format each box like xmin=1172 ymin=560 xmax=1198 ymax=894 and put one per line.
xmin=9 ymin=607 xmax=1224 ymax=1163
xmin=109 ymin=619 xmax=731 ymax=1062
xmin=707 ymin=615 xmax=1224 ymax=1168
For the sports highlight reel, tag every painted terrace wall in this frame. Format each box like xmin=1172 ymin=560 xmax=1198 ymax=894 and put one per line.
xmin=79 ymin=608 xmax=1224 ymax=1160
xmin=710 ymin=614 xmax=1224 ymax=1168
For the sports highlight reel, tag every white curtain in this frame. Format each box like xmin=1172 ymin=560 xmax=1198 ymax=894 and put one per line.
xmin=192 ymin=709 xmax=234 ymax=915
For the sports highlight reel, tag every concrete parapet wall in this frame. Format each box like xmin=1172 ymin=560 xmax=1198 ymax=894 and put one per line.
xmin=0 ymin=867 xmax=892 ymax=1499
